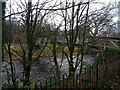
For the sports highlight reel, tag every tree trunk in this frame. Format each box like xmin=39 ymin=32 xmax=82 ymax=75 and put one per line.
xmin=69 ymin=68 xmax=75 ymax=78
xmin=23 ymin=65 xmax=31 ymax=87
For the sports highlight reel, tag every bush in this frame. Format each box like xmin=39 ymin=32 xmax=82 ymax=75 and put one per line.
xmin=94 ymin=48 xmax=120 ymax=64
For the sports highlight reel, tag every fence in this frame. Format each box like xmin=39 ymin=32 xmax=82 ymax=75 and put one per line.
xmin=35 ymin=60 xmax=120 ymax=89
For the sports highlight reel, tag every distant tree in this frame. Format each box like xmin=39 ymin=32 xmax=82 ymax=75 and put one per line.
xmin=86 ymin=3 xmax=118 ymax=47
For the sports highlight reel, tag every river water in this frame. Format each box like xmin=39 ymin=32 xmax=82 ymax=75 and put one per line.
xmin=2 ymin=54 xmax=94 ymax=85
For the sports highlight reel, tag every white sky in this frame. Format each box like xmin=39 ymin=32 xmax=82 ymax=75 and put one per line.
xmin=5 ymin=0 xmax=120 ymax=22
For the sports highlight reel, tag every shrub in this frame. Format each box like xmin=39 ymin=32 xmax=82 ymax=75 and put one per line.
xmin=94 ymin=48 xmax=120 ymax=64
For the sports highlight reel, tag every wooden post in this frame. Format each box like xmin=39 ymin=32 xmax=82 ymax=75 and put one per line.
xmin=118 ymin=1 xmax=120 ymax=48
xmin=2 ymin=0 xmax=5 ymax=61
xmin=1 ymin=0 xmax=5 ymax=89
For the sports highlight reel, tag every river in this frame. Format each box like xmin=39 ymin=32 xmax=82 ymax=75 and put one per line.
xmin=2 ymin=54 xmax=94 ymax=85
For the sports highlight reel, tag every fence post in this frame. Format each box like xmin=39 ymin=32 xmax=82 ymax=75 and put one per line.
xmin=91 ymin=66 xmax=93 ymax=87
xmin=80 ymin=68 xmax=83 ymax=89
xmin=118 ymin=60 xmax=120 ymax=89
xmin=84 ymin=68 xmax=87 ymax=88
xmin=49 ymin=78 xmax=52 ymax=90
xmin=66 ymin=73 xmax=69 ymax=88
xmin=58 ymin=76 xmax=60 ymax=89
xmin=75 ymin=74 xmax=78 ymax=88
xmin=45 ymin=79 xmax=47 ymax=90
xmin=63 ymin=74 xmax=65 ymax=89
xmin=90 ymin=66 xmax=92 ymax=89
xmin=96 ymin=63 xmax=99 ymax=86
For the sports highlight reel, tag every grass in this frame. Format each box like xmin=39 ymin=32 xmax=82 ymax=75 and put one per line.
xmin=4 ymin=43 xmax=26 ymax=61
xmin=3 ymin=43 xmax=82 ymax=61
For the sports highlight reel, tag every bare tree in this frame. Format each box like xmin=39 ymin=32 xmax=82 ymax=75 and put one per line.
xmin=3 ymin=0 xmax=60 ymax=88
xmin=85 ymin=3 xmax=118 ymax=49
xmin=59 ymin=0 xmax=90 ymax=77
xmin=16 ymin=0 xmax=51 ymax=87
xmin=3 ymin=0 xmax=19 ymax=88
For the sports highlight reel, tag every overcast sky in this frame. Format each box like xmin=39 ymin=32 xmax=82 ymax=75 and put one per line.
xmin=5 ymin=0 xmax=120 ymax=22
xmin=6 ymin=0 xmax=120 ymax=11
